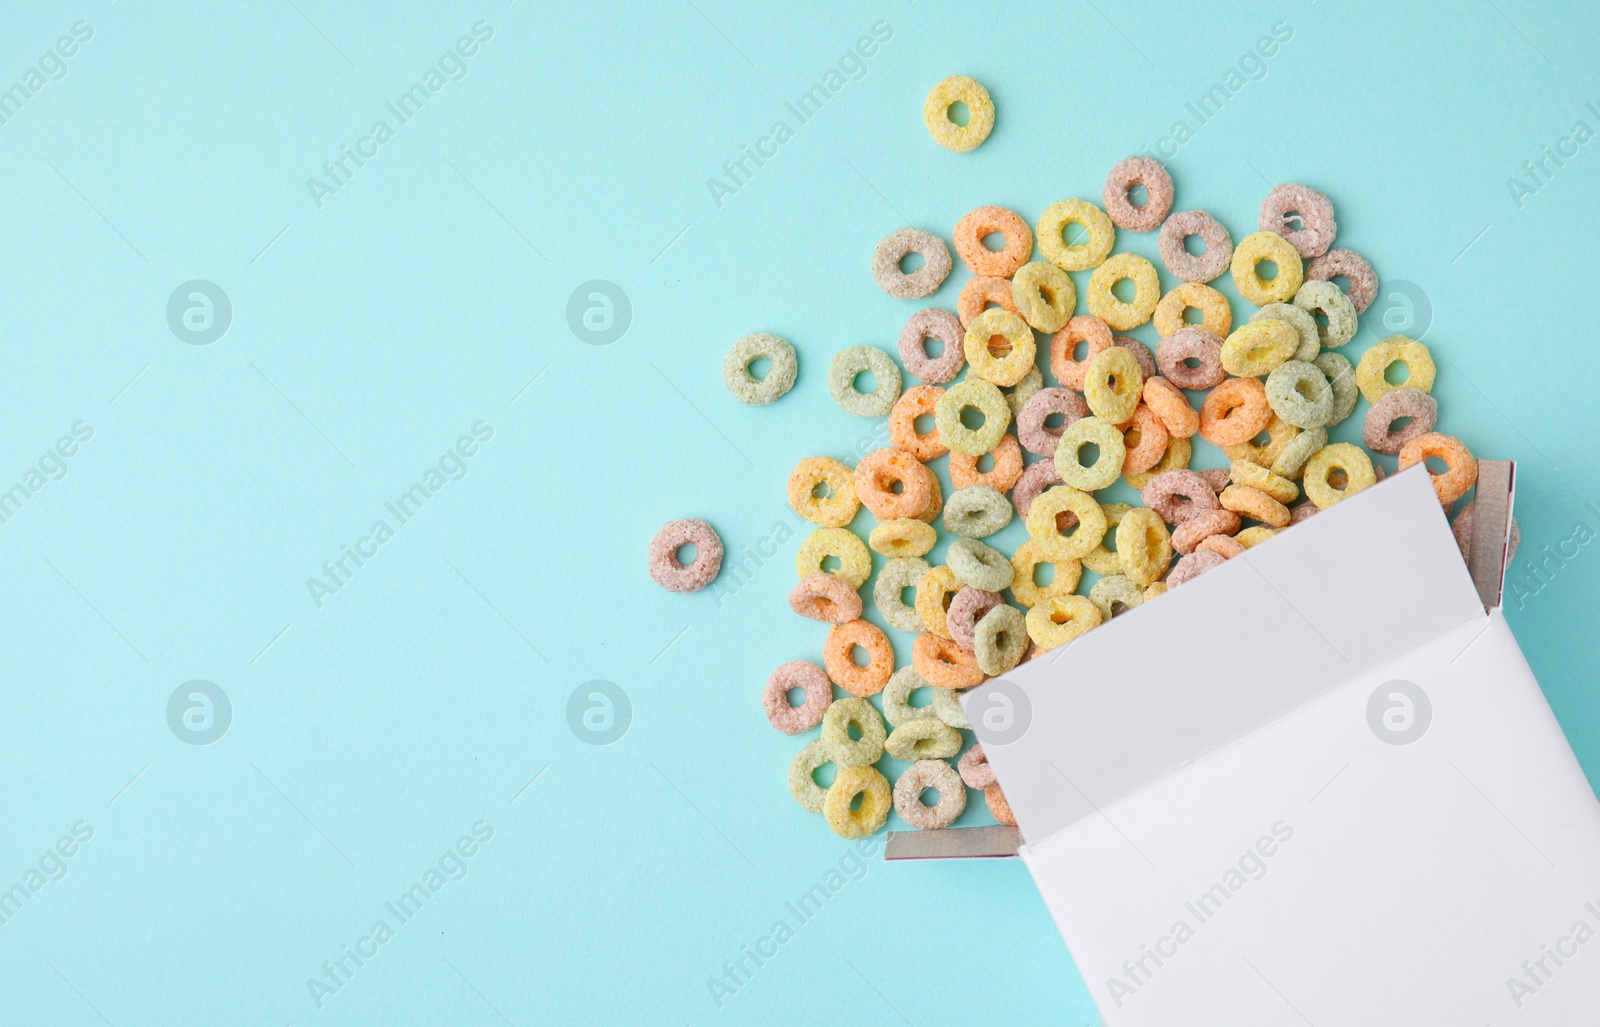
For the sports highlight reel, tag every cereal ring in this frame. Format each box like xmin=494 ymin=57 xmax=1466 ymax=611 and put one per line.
xmin=1398 ymin=432 xmax=1478 ymax=505
xmin=1290 ymin=500 xmax=1319 ymax=524
xmin=1356 ymin=336 xmax=1436 ymax=404
xmin=1167 ymin=549 xmax=1226 ymax=587
xmin=1195 ymin=533 xmax=1244 ymax=559
xmin=723 ymin=333 xmax=798 ymax=405
xmin=1009 ymin=539 xmax=1082 ymax=607
xmin=1153 ymin=282 xmax=1232 ymax=339
xmin=1037 ymin=198 xmax=1116 ymax=271
xmin=950 ymin=433 xmax=1023 ymax=492
xmin=914 ymin=472 xmax=943 ymax=524
xmin=1087 ymin=252 xmax=1161 ymax=331
xmin=1199 ymin=377 xmax=1272 ymax=447
xmin=1196 ymin=468 xmax=1233 ymax=495
xmin=1141 ymin=469 xmax=1221 ymax=525
xmin=822 ymin=696 xmax=887 ymax=766
xmin=1089 ymin=574 xmax=1145 ymax=619
xmin=881 ymin=666 xmax=935 ymax=728
xmin=888 ymin=385 xmax=948 ymax=462
xmin=1116 ymin=507 xmax=1172 ymax=585
xmin=898 ymin=308 xmax=967 ymax=383
xmin=1083 ymin=345 xmax=1144 ymax=424
xmin=1017 ymin=387 xmax=1088 ymax=457
xmin=915 ymin=565 xmax=962 ymax=638
xmin=1158 ymin=209 xmax=1233 ymax=283
xmin=763 ymin=660 xmax=833 ymax=735
xmin=1313 ymin=352 xmax=1359 ymax=425
xmin=1081 ymin=502 xmax=1131 ymax=575
xmin=790 ymin=573 xmax=865 ymax=623
xmin=912 ymin=633 xmax=984 ymax=690
xmin=1260 ymin=183 xmax=1337 ymax=258
xmin=1235 ymin=526 xmax=1280 ymax=548
xmin=869 ymin=518 xmax=937 ymax=558
xmin=958 ymin=743 xmax=996 ymax=789
xmin=965 ymin=308 xmax=1038 ymax=387
xmin=823 ymin=619 xmax=894 ymax=697
xmin=829 ymin=345 xmax=903 ymax=417
xmin=1011 ymin=261 xmax=1076 ymax=332
xmin=872 ymin=228 xmax=953 ymax=300
xmin=1025 ymin=593 xmax=1103 ymax=650
xmin=1293 ymin=280 xmax=1358 ymax=349
xmin=948 ymin=538 xmax=1015 ymax=592
xmin=1120 ymin=403 xmax=1171 ymax=475
xmin=1011 ymin=460 xmax=1062 ymax=518
xmin=943 ymin=485 xmax=1013 ymax=538
xmin=1115 ymin=335 xmax=1159 ymax=377
xmin=894 ymin=759 xmax=967 ymax=830
xmin=875 ymin=557 xmax=934 ymax=633
xmin=1452 ymin=501 xmax=1522 ymax=564
xmin=788 ymin=738 xmax=835 ymax=813
xmin=923 ymin=75 xmax=995 ymax=153
xmin=1270 ymin=426 xmax=1327 ymax=481
xmin=648 ymin=518 xmax=724 ymax=593
xmin=1305 ymin=247 xmax=1377 ymax=314
xmin=1229 ymin=459 xmax=1299 ymax=505
xmin=1264 ymin=359 xmax=1335 ymax=429
xmin=957 ymin=275 xmax=1020 ymax=329
xmin=1364 ymin=387 xmax=1438 ymax=455
xmin=854 ymin=448 xmax=933 ymax=521
xmin=935 ymin=379 xmax=1010 ymax=456
xmin=954 ymin=205 xmax=1033 ymax=277
xmin=1156 ymin=328 xmax=1226 ymax=390
xmin=787 ymin=456 xmax=861 ymax=527
xmin=886 ymin=718 xmax=963 ymax=761
xmin=796 ymin=527 xmax=871 ymax=587
xmin=1251 ymin=302 xmax=1320 ymax=362
xmin=985 ymin=783 xmax=1017 ymax=826
xmin=931 ymin=687 xmax=970 ymax=729
xmin=1124 ymin=434 xmax=1192 ymax=490
xmin=1171 ymin=508 xmax=1242 ymax=554
xmin=946 ymin=586 xmax=1003 ymax=650
xmin=1303 ymin=443 xmax=1378 ymax=509
xmin=1142 ymin=582 xmax=1168 ymax=601
xmin=1230 ymin=231 xmax=1304 ymax=306
xmin=1103 ymin=156 xmax=1175 ymax=232
xmin=1222 ymin=413 xmax=1300 ymax=469
xmin=1002 ymin=366 xmax=1044 ymax=418
xmin=1220 ymin=320 xmax=1298 ymax=378
xmin=1142 ymin=377 xmax=1199 ymax=439
xmin=1053 ymin=416 xmax=1127 ymax=491
xmin=1025 ymin=485 xmax=1107 ymax=561
xmin=974 ymin=604 xmax=1028 ymax=675
xmin=1049 ymin=315 xmax=1114 ymax=389
xmin=824 ymin=764 xmax=892 ymax=839
xmin=1220 ymin=484 xmax=1290 ymax=528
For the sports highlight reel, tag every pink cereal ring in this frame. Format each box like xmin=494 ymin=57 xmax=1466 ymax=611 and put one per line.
xmin=1167 ymin=549 xmax=1226 ymax=587
xmin=1290 ymin=500 xmax=1319 ymax=525
xmin=1016 ymin=387 xmax=1089 ymax=457
xmin=762 ymin=660 xmax=833 ymax=735
xmin=1259 ymin=183 xmax=1337 ymax=258
xmin=788 ymin=573 xmax=864 ymax=623
xmin=1049 ymin=315 xmax=1114 ymax=390
xmin=1141 ymin=469 xmax=1221 ymax=526
xmin=1158 ymin=210 xmax=1233 ymax=283
xmin=1156 ymin=328 xmax=1226 ymax=390
xmin=1197 ymin=468 xmax=1232 ymax=496
xmin=898 ymin=308 xmax=967 ymax=383
xmin=1363 ymin=386 xmax=1438 ymax=455
xmin=958 ymin=743 xmax=997 ymax=789
xmin=648 ymin=518 xmax=724 ymax=592
xmin=1011 ymin=459 xmax=1063 ymax=519
xmin=1113 ymin=336 xmax=1159 ymax=381
xmin=1171 ymin=508 xmax=1241 ymax=554
xmin=1103 ymin=156 xmax=1175 ymax=232
xmin=1305 ymin=248 xmax=1377 ymax=314
xmin=946 ymin=587 xmax=1003 ymax=650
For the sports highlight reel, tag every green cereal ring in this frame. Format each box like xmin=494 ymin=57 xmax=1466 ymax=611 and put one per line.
xmin=829 ymin=345 xmax=902 ymax=417
xmin=1086 ymin=252 xmax=1161 ymax=331
xmin=892 ymin=759 xmax=967 ymax=831
xmin=1011 ymin=261 xmax=1076 ymax=332
xmin=1313 ymin=352 xmax=1359 ymax=425
xmin=1221 ymin=320 xmax=1299 ymax=378
xmin=796 ymin=527 xmax=871 ymax=588
xmin=1089 ymin=574 xmax=1145 ymax=619
xmin=1053 ymin=416 xmax=1127 ymax=491
xmin=1083 ymin=345 xmax=1144 ymax=424
xmin=874 ymin=557 xmax=933 ymax=633
xmin=824 ymin=764 xmax=892 ymax=839
xmin=964 ymin=308 xmax=1038 ymax=387
xmin=947 ymin=538 xmax=1015 ymax=591
xmin=1002 ymin=366 xmax=1044 ymax=418
xmin=822 ymin=696 xmax=887 ymax=767
xmin=931 ymin=687 xmax=970 ymax=729
xmin=722 ymin=333 xmax=798 ymax=405
xmin=881 ymin=666 xmax=936 ymax=728
xmin=1082 ymin=502 xmax=1132 ymax=576
xmin=1264 ymin=360 xmax=1335 ymax=429
xmin=884 ymin=718 xmax=962 ymax=761
xmin=1230 ymin=230 xmax=1304 ymax=306
xmin=943 ymin=485 xmax=1013 ymax=538
xmin=1270 ymin=426 xmax=1327 ymax=481
xmin=1356 ymin=336 xmax=1436 ymax=404
xmin=1037 ymin=198 xmax=1116 ymax=271
xmin=935 ymin=379 xmax=1010 ymax=455
xmin=1294 ymin=280 xmax=1358 ymax=350
xmin=788 ymin=739 xmax=835 ymax=813
xmin=1252 ymin=302 xmax=1321 ymax=362
xmin=923 ymin=75 xmax=995 ymax=153
xmin=973 ymin=604 xmax=1028 ymax=676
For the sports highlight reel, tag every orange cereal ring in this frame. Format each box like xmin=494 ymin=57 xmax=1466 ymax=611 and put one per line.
xmin=1171 ymin=508 xmax=1241 ymax=554
xmin=787 ymin=456 xmax=860 ymax=527
xmin=958 ymin=275 xmax=1019 ymax=329
xmin=1119 ymin=403 xmax=1170 ymax=475
xmin=854 ymin=448 xmax=934 ymax=521
xmin=950 ymin=433 xmax=1024 ymax=492
xmin=912 ymin=633 xmax=984 ymax=690
xmin=823 ymin=619 xmax=894 ymax=697
xmin=1398 ymin=432 xmax=1478 ymax=505
xmin=1152 ymin=282 xmax=1232 ymax=338
xmin=1197 ymin=533 xmax=1246 ymax=559
xmin=888 ymin=385 xmax=948 ymax=462
xmin=1220 ymin=484 xmax=1291 ymax=528
xmin=1199 ymin=377 xmax=1272 ymax=447
xmin=914 ymin=472 xmax=944 ymax=524
xmin=1048 ymin=315 xmax=1113 ymax=390
xmin=985 ymin=783 xmax=1017 ymax=826
xmin=953 ymin=205 xmax=1034 ymax=278
xmin=1142 ymin=376 xmax=1200 ymax=438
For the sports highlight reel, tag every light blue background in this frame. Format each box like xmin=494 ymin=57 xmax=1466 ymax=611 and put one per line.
xmin=2 ymin=1 xmax=1597 ymax=1023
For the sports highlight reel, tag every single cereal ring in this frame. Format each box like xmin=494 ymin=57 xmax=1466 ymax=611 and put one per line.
xmin=965 ymin=308 xmax=1037 ymax=387
xmin=1025 ymin=593 xmax=1103 ymax=650
xmin=1313 ymin=352 xmax=1359 ymax=425
xmin=1037 ymin=198 xmax=1116 ymax=271
xmin=1199 ymin=377 xmax=1272 ymax=447
xmin=1116 ymin=507 xmax=1172 ymax=585
xmin=1221 ymin=320 xmax=1299 ymax=378
xmin=1083 ymin=345 xmax=1144 ymax=424
xmin=1364 ymin=386 xmax=1439 ymax=454
xmin=1143 ymin=582 xmax=1168 ymax=601
xmin=1357 ymin=336 xmax=1436 ymax=404
xmin=954 ymin=205 xmax=1033 ymax=277
xmin=1053 ymin=416 xmax=1127 ymax=491
xmin=1011 ymin=460 xmax=1062 ymax=519
xmin=1270 ymin=426 xmax=1327 ymax=481
xmin=1089 ymin=574 xmax=1144 ymax=619
xmin=1264 ymin=359 xmax=1335 ymax=429
xmin=943 ymin=484 xmax=1013 ymax=538
xmin=1010 ymin=261 xmax=1076 ymax=333
xmin=1260 ymin=183 xmax=1337 ymax=258
xmin=1049 ymin=315 xmax=1115 ymax=389
xmin=1016 ymin=387 xmax=1088 ymax=457
xmin=985 ymin=783 xmax=1017 ymax=826
xmin=936 ymin=379 xmax=1010 ymax=456
xmin=1171 ymin=508 xmax=1242 ymax=554
xmin=1114 ymin=336 xmax=1159 ymax=380
xmin=1234 ymin=526 xmax=1280 ymax=548
xmin=1025 ymin=485 xmax=1107 ymax=561
xmin=824 ymin=764 xmax=892 ymax=839
xmin=1303 ymin=443 xmax=1378 ymax=509
xmin=788 ymin=738 xmax=835 ymax=813
xmin=823 ymin=619 xmax=894 ymax=697
xmin=1081 ymin=502 xmax=1131 ymax=576
xmin=950 ymin=433 xmax=1024 ymax=492
xmin=1305 ymin=247 xmax=1377 ymax=314
xmin=1167 ymin=549 xmax=1226 ymax=587
xmin=789 ymin=573 xmax=865 ymax=623
xmin=1103 ymin=155 xmax=1175 ymax=231
xmin=949 ymin=538 xmax=1015 ymax=592
xmin=894 ymin=759 xmax=967 ymax=830
xmin=872 ymin=228 xmax=953 ymax=300
xmin=1294 ymin=280 xmax=1358 ymax=349
xmin=957 ymin=275 xmax=1020 ymax=329
xmin=1230 ymin=230 xmax=1304 ymax=306
xmin=723 ymin=333 xmax=798 ymax=405
xmin=1452 ymin=500 xmax=1522 ymax=564
xmin=1290 ymin=500 xmax=1319 ymax=524
xmin=924 ymin=75 xmax=995 ymax=153
xmin=1120 ymin=403 xmax=1171 ymax=475
xmin=822 ymin=696 xmax=886 ymax=766
xmin=869 ymin=518 xmax=937 ymax=558
xmin=974 ymin=604 xmax=1028 ymax=675
xmin=881 ymin=666 xmax=934 ymax=728
xmin=1142 ymin=377 xmax=1199 ymax=439
xmin=912 ymin=633 xmax=984 ymax=690
xmin=1196 ymin=468 xmax=1232 ymax=495
xmin=1220 ymin=484 xmax=1290 ymax=528
xmin=914 ymin=471 xmax=943 ymax=524
xmin=829 ymin=345 xmax=902 ymax=417
xmin=1141 ymin=469 xmax=1221 ymax=525
xmin=648 ymin=518 xmax=724 ymax=593
xmin=888 ymin=385 xmax=948 ymax=462
xmin=1002 ymin=367 xmax=1044 ymax=418
xmin=1197 ymin=532 xmax=1245 ymax=558
xmin=763 ymin=660 xmax=832 ymax=735
xmin=1158 ymin=209 xmax=1233 ymax=283
xmin=874 ymin=557 xmax=933 ymax=633
xmin=1229 ymin=459 xmax=1299 ymax=504
xmin=1156 ymin=327 xmax=1226 ymax=390
xmin=898 ymin=308 xmax=967 ymax=383
xmin=1224 ymin=413 xmax=1300 ymax=469
xmin=1087 ymin=252 xmax=1161 ymax=331
xmin=1153 ymin=282 xmax=1232 ymax=339
xmin=1398 ymin=432 xmax=1478 ymax=505
xmin=947 ymin=586 xmax=1004 ymax=650
xmin=796 ymin=527 xmax=871 ymax=587
xmin=915 ymin=565 xmax=962 ymax=638
xmin=958 ymin=743 xmax=996 ymax=789
xmin=1252 ymin=302 xmax=1320 ymax=362
xmin=854 ymin=448 xmax=934 ymax=521
xmin=787 ymin=456 xmax=861 ymax=527
xmin=886 ymin=718 xmax=963 ymax=761
xmin=1009 ymin=539 xmax=1082 ymax=607
xmin=931 ymin=687 xmax=969 ymax=729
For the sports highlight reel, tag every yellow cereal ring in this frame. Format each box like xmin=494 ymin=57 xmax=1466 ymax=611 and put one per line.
xmin=1025 ymin=485 xmax=1107 ymax=561
xmin=923 ymin=75 xmax=995 ymax=153
xmin=964 ymin=308 xmax=1038 ymax=387
xmin=823 ymin=764 xmax=891 ymax=839
xmin=1142 ymin=581 xmax=1168 ymax=601
xmin=914 ymin=565 xmax=962 ymax=638
xmin=869 ymin=517 xmax=937 ymax=558
xmin=1235 ymin=526 xmax=1280 ymax=548
xmin=787 ymin=456 xmax=860 ymax=527
xmin=1220 ymin=484 xmax=1291 ymax=528
xmin=1037 ymin=199 xmax=1115 ymax=272
xmin=1025 ymin=594 xmax=1104 ymax=651
xmin=1011 ymin=261 xmax=1076 ymax=332
xmin=1054 ymin=416 xmax=1126 ymax=491
xmin=1220 ymin=320 xmax=1299 ymax=377
xmin=1116 ymin=507 xmax=1172 ymax=585
xmin=1303 ymin=443 xmax=1377 ymax=509
xmin=796 ymin=527 xmax=871 ymax=587
xmin=1228 ymin=459 xmax=1299 ymax=504
xmin=1398 ymin=431 xmax=1477 ymax=505
xmin=1230 ymin=231 xmax=1304 ymax=305
xmin=1081 ymin=503 xmax=1132 ymax=576
xmin=1223 ymin=414 xmax=1301 ymax=470
xmin=1125 ymin=435 xmax=1192 ymax=490
xmin=1008 ymin=540 xmax=1082 ymax=608
xmin=1153 ymin=282 xmax=1232 ymax=338
xmin=1356 ymin=336 xmax=1436 ymax=404
xmin=1086 ymin=252 xmax=1161 ymax=331
xmin=1082 ymin=345 xmax=1144 ymax=424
